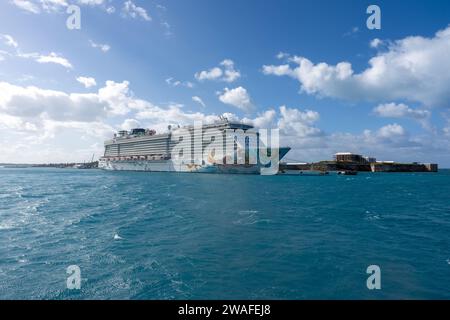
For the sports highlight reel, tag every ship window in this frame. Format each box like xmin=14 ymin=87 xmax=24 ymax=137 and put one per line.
xmin=234 ymin=136 xmax=238 ymax=165
xmin=245 ymin=136 xmax=249 ymax=164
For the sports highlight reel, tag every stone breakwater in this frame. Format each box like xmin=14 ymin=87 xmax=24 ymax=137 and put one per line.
xmin=280 ymin=161 xmax=438 ymax=173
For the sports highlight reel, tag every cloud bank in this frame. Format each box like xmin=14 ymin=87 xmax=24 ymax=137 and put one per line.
xmin=263 ymin=25 xmax=450 ymax=108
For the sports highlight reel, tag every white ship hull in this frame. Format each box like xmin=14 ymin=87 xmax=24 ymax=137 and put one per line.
xmin=278 ymin=169 xmax=328 ymax=176
xmin=98 ymin=159 xmax=261 ymax=174
xmin=99 ymin=121 xmax=291 ymax=175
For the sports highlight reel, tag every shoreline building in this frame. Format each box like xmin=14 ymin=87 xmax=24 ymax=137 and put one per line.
xmin=279 ymin=152 xmax=438 ymax=173
xmin=333 ymin=152 xmax=437 ymax=172
xmin=334 ymin=152 xmax=376 ymax=164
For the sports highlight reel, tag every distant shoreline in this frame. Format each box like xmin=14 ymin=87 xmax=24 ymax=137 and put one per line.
xmin=1 ymin=164 xmax=449 ymax=171
xmin=0 ymin=162 xmax=98 ymax=169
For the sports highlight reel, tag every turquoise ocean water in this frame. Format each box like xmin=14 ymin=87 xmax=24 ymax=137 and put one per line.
xmin=0 ymin=168 xmax=449 ymax=299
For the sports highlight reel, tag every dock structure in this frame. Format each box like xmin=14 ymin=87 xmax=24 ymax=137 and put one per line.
xmin=370 ymin=162 xmax=438 ymax=172
xmin=279 ymin=152 xmax=438 ymax=173
xmin=334 ymin=152 xmax=438 ymax=172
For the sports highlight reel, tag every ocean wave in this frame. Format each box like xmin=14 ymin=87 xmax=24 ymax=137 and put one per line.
xmin=238 ymin=210 xmax=259 ymax=215
xmin=2 ymin=168 xmax=450 ymax=299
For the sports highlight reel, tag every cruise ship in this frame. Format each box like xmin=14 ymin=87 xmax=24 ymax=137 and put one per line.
xmin=99 ymin=119 xmax=290 ymax=174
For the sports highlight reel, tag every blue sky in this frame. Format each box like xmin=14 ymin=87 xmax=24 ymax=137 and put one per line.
xmin=1 ymin=0 xmax=450 ymax=165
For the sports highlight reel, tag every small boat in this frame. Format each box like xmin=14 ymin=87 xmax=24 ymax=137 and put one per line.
xmin=337 ymin=170 xmax=358 ymax=175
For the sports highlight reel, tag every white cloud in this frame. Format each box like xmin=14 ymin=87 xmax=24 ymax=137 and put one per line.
xmin=96 ymin=80 xmax=135 ymax=115
xmin=1 ymin=34 xmax=19 ymax=48
xmin=1 ymin=79 xmax=447 ymax=165
xmin=156 ymin=4 xmax=166 ymax=11
xmin=0 ymin=80 xmax=145 ymax=162
xmin=17 ymin=51 xmax=73 ymax=68
xmin=11 ymin=0 xmax=41 ymax=14
xmin=16 ymin=74 xmax=35 ymax=82
xmin=218 ymin=87 xmax=252 ymax=112
xmin=263 ymin=25 xmax=450 ymax=108
xmin=0 ymin=35 xmax=72 ymax=69
xmin=370 ymin=38 xmax=383 ymax=48
xmin=242 ymin=109 xmax=276 ymax=128
xmin=321 ymin=127 xmax=414 ymax=160
xmin=39 ymin=0 xmax=68 ymax=12
xmin=195 ymin=67 xmax=222 ymax=81
xmin=220 ymin=59 xmax=241 ymax=82
xmin=0 ymin=50 xmax=10 ymax=61
xmin=262 ymin=64 xmax=291 ymax=76
xmin=35 ymin=52 xmax=72 ymax=68
xmin=192 ymin=96 xmax=206 ymax=108
xmin=195 ymin=59 xmax=241 ymax=82
xmin=283 ymin=121 xmax=422 ymax=164
xmin=161 ymin=21 xmax=173 ymax=37
xmin=376 ymin=123 xmax=406 ymax=139
xmin=276 ymin=52 xmax=289 ymax=60
xmin=135 ymin=104 xmax=224 ymax=134
xmin=0 ymin=80 xmax=155 ymax=126
xmin=0 ymin=118 xmax=113 ymax=164
xmin=343 ymin=26 xmax=360 ymax=37
xmin=121 ymin=118 xmax=141 ymax=130
xmin=89 ymin=40 xmax=110 ymax=52
xmin=0 ymin=113 xmax=38 ymax=131
xmin=278 ymin=106 xmax=322 ymax=137
xmin=106 ymin=6 xmax=115 ymax=14
xmin=77 ymin=76 xmax=97 ymax=88
xmin=0 ymin=81 xmax=106 ymax=121
xmin=11 ymin=0 xmax=70 ymax=14
xmin=166 ymin=77 xmax=194 ymax=88
xmin=122 ymin=0 xmax=151 ymax=21
xmin=373 ymin=103 xmax=430 ymax=120
xmin=0 ymin=80 xmax=275 ymax=162
xmin=77 ymin=0 xmax=104 ymax=5
xmin=11 ymin=0 xmax=110 ymax=14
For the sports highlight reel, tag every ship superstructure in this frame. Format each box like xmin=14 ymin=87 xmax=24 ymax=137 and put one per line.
xmin=99 ymin=119 xmax=290 ymax=174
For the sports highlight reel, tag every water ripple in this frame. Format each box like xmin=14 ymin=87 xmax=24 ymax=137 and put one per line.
xmin=0 ymin=168 xmax=449 ymax=299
